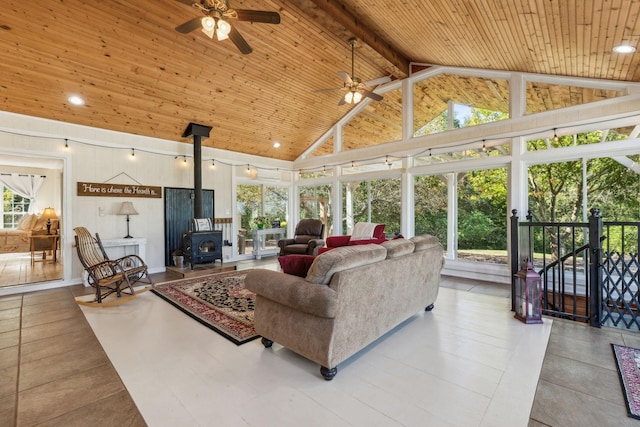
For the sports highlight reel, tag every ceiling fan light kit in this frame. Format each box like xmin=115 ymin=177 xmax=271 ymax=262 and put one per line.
xmin=200 ymin=16 xmax=230 ymax=40
xmin=314 ymin=37 xmax=391 ymax=106
xmin=175 ymin=0 xmax=280 ymax=54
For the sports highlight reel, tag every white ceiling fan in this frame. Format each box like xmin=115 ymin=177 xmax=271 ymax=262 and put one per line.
xmin=315 ymin=38 xmax=392 ymax=105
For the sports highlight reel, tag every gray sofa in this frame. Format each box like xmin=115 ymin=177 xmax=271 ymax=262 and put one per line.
xmin=244 ymin=234 xmax=443 ymax=380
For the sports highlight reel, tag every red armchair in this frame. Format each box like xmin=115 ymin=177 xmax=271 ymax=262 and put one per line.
xmin=318 ymin=223 xmax=386 ymax=254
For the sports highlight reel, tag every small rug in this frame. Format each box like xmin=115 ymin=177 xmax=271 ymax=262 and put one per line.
xmin=151 ymin=271 xmax=257 ymax=345
xmin=612 ymin=343 xmax=640 ymax=419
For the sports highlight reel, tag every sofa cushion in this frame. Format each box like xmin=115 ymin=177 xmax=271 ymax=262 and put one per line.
xmin=410 ymin=234 xmax=440 ymax=251
xmin=278 ymin=255 xmax=316 ymax=277
xmin=380 ymin=239 xmax=415 ymax=258
xmin=306 ymin=244 xmax=387 ymax=285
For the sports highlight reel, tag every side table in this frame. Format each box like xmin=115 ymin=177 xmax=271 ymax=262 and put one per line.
xmin=252 ymin=228 xmax=286 ymax=259
xmin=30 ymin=234 xmax=59 ymax=266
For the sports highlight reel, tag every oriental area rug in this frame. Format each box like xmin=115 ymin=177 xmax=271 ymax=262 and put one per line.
xmin=612 ymin=343 xmax=640 ymax=419
xmin=151 ymin=270 xmax=258 ymax=345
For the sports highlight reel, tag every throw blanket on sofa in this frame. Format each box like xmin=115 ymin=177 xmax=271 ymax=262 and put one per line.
xmin=350 ymin=222 xmax=378 ymax=241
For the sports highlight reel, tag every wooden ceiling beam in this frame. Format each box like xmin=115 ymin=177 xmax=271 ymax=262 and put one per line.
xmin=307 ymin=0 xmax=411 ymax=76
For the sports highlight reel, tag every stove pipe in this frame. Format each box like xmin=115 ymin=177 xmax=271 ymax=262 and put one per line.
xmin=181 ymin=122 xmax=212 ymax=220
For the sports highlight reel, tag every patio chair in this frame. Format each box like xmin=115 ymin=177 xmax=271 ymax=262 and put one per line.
xmin=74 ymin=227 xmax=153 ymax=302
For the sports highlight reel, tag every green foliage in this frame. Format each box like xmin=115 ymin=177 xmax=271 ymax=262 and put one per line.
xmin=461 ymin=108 xmax=508 ymax=126
xmin=2 ymin=187 xmax=30 ymax=228
xmin=526 ymin=129 xmax=639 ymax=258
xmin=342 ymin=179 xmax=401 ymax=236
xmin=414 ymin=175 xmax=448 ymax=247
xmin=528 ymin=131 xmax=637 ymax=223
xmin=457 ymin=168 xmax=508 ymax=250
xmin=236 ymin=184 xmax=288 ymax=231
xmin=299 ymin=184 xmax=332 ymax=234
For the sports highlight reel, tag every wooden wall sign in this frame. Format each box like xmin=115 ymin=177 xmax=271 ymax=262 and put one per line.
xmin=77 ymin=182 xmax=162 ymax=198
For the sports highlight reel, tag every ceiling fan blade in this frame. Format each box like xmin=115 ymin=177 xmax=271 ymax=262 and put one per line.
xmin=363 ymin=76 xmax=391 ymax=87
xmin=228 ymin=26 xmax=253 ymax=54
xmin=362 ymin=89 xmax=383 ymax=102
xmin=175 ymin=17 xmax=202 ymax=34
xmin=235 ymin=10 xmax=281 ymax=24
xmin=175 ymin=0 xmax=195 ymax=5
xmin=338 ymin=96 xmax=347 ymax=106
xmin=337 ymin=71 xmax=352 ymax=85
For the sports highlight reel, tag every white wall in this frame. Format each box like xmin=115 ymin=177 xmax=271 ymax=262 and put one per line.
xmin=0 ymin=111 xmax=291 ymax=293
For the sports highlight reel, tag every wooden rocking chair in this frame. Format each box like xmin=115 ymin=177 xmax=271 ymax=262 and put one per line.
xmin=74 ymin=227 xmax=153 ymax=303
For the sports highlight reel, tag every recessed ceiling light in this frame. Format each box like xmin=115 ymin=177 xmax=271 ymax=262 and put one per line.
xmin=613 ymin=44 xmax=636 ymax=54
xmin=68 ymin=95 xmax=85 ymax=106
xmin=273 ymin=141 xmax=281 ymax=148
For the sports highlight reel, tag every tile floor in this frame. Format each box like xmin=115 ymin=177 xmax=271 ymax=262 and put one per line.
xmin=0 ymin=260 xmax=638 ymax=426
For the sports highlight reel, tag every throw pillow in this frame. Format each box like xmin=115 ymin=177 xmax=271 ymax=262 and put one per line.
xmin=278 ymin=255 xmax=316 ymax=277
xmin=192 ymin=218 xmax=213 ymax=231
xmin=17 ymin=214 xmax=34 ymax=231
xmin=32 ymin=215 xmax=49 ymax=231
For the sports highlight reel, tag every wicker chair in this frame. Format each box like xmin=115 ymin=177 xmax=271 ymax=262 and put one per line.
xmin=73 ymin=227 xmax=153 ymax=303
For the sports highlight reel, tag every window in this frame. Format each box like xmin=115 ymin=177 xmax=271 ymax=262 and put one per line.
xmin=457 ymin=168 xmax=508 ymax=265
xmin=414 ymin=175 xmax=448 ymax=249
xmin=2 ymin=186 xmax=30 ymax=229
xmin=413 ymin=74 xmax=509 ymax=137
xmin=299 ymin=184 xmax=332 ymax=235
xmin=342 ymin=178 xmax=401 ymax=236
xmin=236 ymin=184 xmax=288 ymax=255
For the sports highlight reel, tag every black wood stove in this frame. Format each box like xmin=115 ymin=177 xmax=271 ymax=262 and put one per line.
xmin=182 ymin=230 xmax=223 ymax=269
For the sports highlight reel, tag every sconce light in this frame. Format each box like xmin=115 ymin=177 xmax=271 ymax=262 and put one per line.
xmin=117 ymin=201 xmax=139 ymax=238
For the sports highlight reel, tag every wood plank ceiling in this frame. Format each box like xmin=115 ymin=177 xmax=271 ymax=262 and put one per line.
xmin=0 ymin=0 xmax=638 ymax=161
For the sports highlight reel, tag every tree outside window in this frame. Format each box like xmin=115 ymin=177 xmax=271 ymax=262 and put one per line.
xmin=414 ymin=175 xmax=448 ymax=249
xmin=299 ymin=184 xmax=332 ymax=235
xmin=2 ymin=187 xmax=30 ymax=229
xmin=457 ymin=168 xmax=508 ymax=264
xmin=342 ymin=178 xmax=401 ymax=236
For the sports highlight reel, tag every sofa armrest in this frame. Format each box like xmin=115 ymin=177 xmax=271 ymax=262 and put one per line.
xmin=245 ymin=269 xmax=338 ymax=318
xmin=326 ymin=235 xmax=351 ymax=248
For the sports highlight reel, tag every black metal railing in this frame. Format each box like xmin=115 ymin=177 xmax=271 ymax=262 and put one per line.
xmin=511 ymin=208 xmax=640 ymax=330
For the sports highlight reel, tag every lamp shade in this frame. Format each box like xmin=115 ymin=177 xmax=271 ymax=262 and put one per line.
xmin=41 ymin=207 xmax=58 ymax=220
xmin=118 ymin=201 xmax=139 ymax=216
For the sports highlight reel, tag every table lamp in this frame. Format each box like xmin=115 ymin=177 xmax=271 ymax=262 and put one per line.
xmin=118 ymin=201 xmax=139 ymax=238
xmin=41 ymin=207 xmax=58 ymax=235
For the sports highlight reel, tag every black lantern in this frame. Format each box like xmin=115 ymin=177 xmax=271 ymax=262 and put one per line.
xmin=514 ymin=260 xmax=543 ymax=324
